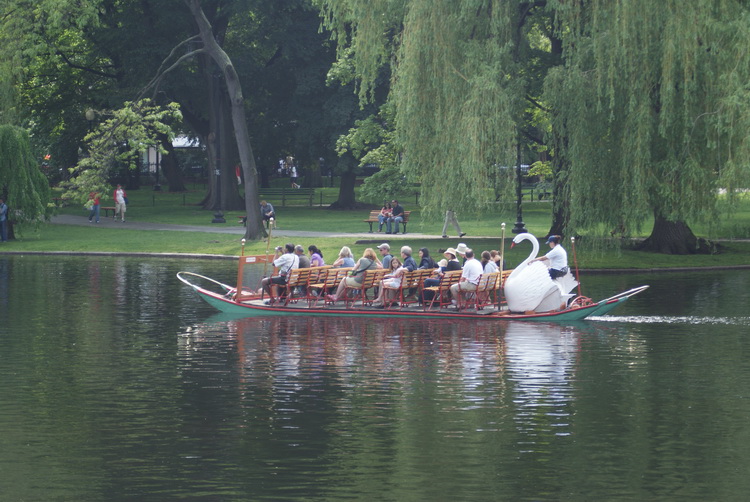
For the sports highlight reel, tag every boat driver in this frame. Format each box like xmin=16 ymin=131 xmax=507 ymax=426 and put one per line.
xmin=529 ymin=235 xmax=569 ymax=279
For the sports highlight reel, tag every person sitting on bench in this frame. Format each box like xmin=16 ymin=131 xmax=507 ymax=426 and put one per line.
xmin=260 ymin=200 xmax=276 ymax=228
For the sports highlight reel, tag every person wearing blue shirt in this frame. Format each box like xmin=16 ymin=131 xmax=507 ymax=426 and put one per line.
xmin=400 ymin=246 xmax=417 ymax=271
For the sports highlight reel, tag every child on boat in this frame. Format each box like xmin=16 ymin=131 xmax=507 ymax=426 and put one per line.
xmin=372 ymin=258 xmax=407 ymax=307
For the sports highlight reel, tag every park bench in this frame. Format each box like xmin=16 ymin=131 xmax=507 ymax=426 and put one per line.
xmin=521 ymin=183 xmax=552 ymax=201
xmin=102 ymin=206 xmax=116 ymax=218
xmin=258 ymin=187 xmax=316 ymax=207
xmin=363 ymin=210 xmax=411 ymax=233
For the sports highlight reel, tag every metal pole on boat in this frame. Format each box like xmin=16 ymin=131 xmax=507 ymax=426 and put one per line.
xmin=235 ymin=239 xmax=247 ymax=303
xmin=570 ymin=236 xmax=582 ymax=297
xmin=263 ymin=220 xmax=273 ymax=279
xmin=499 ymin=222 xmax=506 ymax=274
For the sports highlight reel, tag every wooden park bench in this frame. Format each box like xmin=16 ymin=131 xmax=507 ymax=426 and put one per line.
xmin=101 ymin=206 xmax=117 ymax=218
xmin=521 ymin=183 xmax=552 ymax=201
xmin=258 ymin=187 xmax=316 ymax=207
xmin=363 ymin=210 xmax=411 ymax=233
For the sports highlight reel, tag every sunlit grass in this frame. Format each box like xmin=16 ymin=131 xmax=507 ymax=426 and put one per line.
xmin=5 ymin=186 xmax=749 ymax=270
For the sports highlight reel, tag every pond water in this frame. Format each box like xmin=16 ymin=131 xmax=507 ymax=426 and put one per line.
xmin=1 ymin=255 xmax=749 ymax=501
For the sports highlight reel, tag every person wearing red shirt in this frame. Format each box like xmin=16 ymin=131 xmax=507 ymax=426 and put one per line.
xmin=87 ymin=192 xmax=100 ymax=223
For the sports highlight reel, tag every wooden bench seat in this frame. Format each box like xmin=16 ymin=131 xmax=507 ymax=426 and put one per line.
xmin=258 ymin=187 xmax=316 ymax=207
xmin=101 ymin=206 xmax=116 ymax=218
xmin=423 ymin=270 xmax=463 ymax=310
xmin=382 ymin=268 xmax=435 ymax=309
xmin=363 ymin=210 xmax=411 ymax=233
xmin=309 ymin=267 xmax=352 ymax=307
xmin=340 ymin=268 xmax=387 ymax=308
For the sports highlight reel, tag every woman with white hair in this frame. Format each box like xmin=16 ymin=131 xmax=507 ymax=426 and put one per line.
xmin=332 ymin=246 xmax=355 ymax=268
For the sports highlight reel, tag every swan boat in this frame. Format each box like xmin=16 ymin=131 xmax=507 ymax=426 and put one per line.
xmin=177 ymin=238 xmax=649 ymax=321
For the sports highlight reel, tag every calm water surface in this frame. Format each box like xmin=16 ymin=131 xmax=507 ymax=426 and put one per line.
xmin=1 ymin=255 xmax=749 ymax=501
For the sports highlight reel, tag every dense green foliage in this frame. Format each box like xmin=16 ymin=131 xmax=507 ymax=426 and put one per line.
xmin=2 ymin=0 xmax=750 ymax=252
xmin=546 ymin=0 xmax=750 ymax=243
xmin=317 ymin=0 xmax=750 ymax=253
xmin=64 ymin=100 xmax=182 ymax=204
xmin=0 ymin=124 xmax=52 ymax=227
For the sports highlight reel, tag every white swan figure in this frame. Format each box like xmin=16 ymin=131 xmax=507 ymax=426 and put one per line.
xmin=504 ymin=233 xmax=578 ymax=313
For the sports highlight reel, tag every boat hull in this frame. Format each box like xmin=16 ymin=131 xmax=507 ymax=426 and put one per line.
xmin=180 ymin=274 xmax=646 ymax=322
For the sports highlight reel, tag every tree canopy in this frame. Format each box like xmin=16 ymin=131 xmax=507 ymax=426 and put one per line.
xmin=319 ymin=0 xmax=523 ymax=220
xmin=546 ymin=0 xmax=750 ymax=252
xmin=319 ymin=0 xmax=750 ymax=252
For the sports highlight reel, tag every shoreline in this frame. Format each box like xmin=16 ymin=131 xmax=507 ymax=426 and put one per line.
xmin=3 ymin=250 xmax=750 ymax=273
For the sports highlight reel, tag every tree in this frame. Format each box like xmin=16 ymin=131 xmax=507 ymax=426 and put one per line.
xmin=545 ymin=0 xmax=750 ymax=253
xmin=318 ymin=0 xmax=534 ymax=220
xmin=64 ymin=100 xmax=183 ymax=204
xmin=183 ymin=0 xmax=265 ymax=239
xmin=0 ymin=124 xmax=52 ymax=239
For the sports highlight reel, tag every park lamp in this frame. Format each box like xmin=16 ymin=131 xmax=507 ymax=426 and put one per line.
xmin=85 ymin=109 xmax=95 ymax=132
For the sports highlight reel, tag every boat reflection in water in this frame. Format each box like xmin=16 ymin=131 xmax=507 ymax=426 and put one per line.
xmin=177 ymin=315 xmax=591 ymax=455
xmin=503 ymin=322 xmax=580 ymax=454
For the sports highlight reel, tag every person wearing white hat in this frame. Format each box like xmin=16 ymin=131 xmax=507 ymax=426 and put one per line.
xmin=455 ymin=242 xmax=469 ymax=265
xmin=422 ymin=247 xmax=462 ymax=303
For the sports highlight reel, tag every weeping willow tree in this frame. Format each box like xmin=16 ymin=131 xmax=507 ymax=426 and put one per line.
xmin=318 ymin=0 xmax=526 ymax=220
xmin=546 ymin=0 xmax=750 ymax=254
xmin=0 ymin=124 xmax=52 ymax=239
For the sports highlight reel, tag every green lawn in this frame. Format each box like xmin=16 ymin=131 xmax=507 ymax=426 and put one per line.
xmin=4 ymin=186 xmax=749 ymax=270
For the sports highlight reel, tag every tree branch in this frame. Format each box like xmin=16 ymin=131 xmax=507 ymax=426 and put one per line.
xmin=136 ymin=35 xmax=204 ymax=101
xmin=526 ymin=94 xmax=550 ymax=113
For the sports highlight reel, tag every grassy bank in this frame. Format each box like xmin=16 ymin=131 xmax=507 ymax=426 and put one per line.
xmin=3 ymin=188 xmax=749 ymax=270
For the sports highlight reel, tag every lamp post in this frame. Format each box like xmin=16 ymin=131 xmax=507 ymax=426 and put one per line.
xmin=85 ymin=109 xmax=95 ymax=133
xmin=511 ymin=142 xmax=527 ymax=234
xmin=209 ymin=131 xmax=225 ymax=224
xmin=153 ymin=149 xmax=161 ymax=191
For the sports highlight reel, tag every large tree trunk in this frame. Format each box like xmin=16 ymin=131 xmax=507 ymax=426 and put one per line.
xmin=328 ymin=155 xmax=363 ymax=209
xmin=548 ymin=150 xmax=569 ymax=236
xmin=637 ymin=214 xmax=717 ymax=255
xmin=187 ymin=0 xmax=265 ymax=239
xmin=159 ymin=136 xmax=187 ymax=192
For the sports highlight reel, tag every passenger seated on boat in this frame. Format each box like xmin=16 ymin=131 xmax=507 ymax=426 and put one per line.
xmin=371 ymin=258 xmax=406 ymax=306
xmin=308 ymin=245 xmax=325 ymax=267
xmin=449 ymin=249 xmax=483 ymax=308
xmin=481 ymin=250 xmax=499 ymax=274
xmin=261 ymin=243 xmax=299 ymax=302
xmin=332 ymin=246 xmax=356 ymax=268
xmin=325 ymin=248 xmax=380 ymax=302
xmin=422 ymin=247 xmax=462 ymax=303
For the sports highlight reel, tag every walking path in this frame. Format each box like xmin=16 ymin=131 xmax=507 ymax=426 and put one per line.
xmin=50 ymin=214 xmax=468 ymax=240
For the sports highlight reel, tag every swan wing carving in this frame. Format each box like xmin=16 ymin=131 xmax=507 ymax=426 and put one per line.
xmin=505 ymin=262 xmax=559 ymax=312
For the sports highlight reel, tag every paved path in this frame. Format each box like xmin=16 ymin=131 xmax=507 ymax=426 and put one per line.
xmin=50 ymin=214 xmax=467 ymax=240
